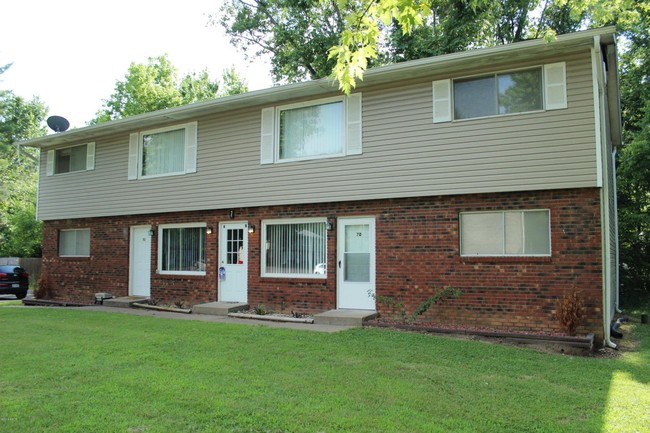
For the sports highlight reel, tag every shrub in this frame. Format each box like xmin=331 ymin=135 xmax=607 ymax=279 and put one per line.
xmin=556 ymin=290 xmax=585 ymax=335
xmin=34 ymin=273 xmax=53 ymax=299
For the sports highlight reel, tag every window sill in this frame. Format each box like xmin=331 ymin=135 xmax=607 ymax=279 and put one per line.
xmin=157 ymin=273 xmax=206 ymax=279
xmin=461 ymin=256 xmax=552 ymax=263
xmin=260 ymin=277 xmax=328 ymax=284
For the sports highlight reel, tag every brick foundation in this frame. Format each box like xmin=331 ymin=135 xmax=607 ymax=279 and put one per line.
xmin=41 ymin=188 xmax=604 ymax=337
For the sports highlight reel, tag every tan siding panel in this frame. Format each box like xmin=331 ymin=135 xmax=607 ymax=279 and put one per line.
xmin=37 ymin=52 xmax=597 ymax=220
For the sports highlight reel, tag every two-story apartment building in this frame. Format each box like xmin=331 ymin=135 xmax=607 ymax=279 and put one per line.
xmin=23 ymin=27 xmax=621 ymax=345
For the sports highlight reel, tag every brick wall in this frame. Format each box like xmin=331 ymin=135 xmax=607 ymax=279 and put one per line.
xmin=41 ymin=187 xmax=604 ymax=337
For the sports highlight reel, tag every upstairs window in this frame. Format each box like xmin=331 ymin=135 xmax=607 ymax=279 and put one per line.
xmin=46 ymin=143 xmax=95 ymax=176
xmin=454 ymin=68 xmax=543 ymax=119
xmin=260 ymin=94 xmax=362 ymax=164
xmin=432 ymin=62 xmax=566 ymax=122
xmin=128 ymin=122 xmax=198 ymax=180
xmin=460 ymin=210 xmax=551 ymax=256
xmin=279 ymin=100 xmax=344 ymax=160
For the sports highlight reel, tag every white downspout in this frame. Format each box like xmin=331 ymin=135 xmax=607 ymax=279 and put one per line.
xmin=592 ymin=36 xmax=617 ymax=349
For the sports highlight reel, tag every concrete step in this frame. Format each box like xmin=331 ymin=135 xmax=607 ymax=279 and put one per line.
xmin=103 ymin=296 xmax=149 ymax=308
xmin=193 ymin=301 xmax=249 ymax=316
xmin=313 ymin=309 xmax=378 ymax=327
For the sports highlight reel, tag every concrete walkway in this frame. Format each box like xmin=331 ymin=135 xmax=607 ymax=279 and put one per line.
xmin=67 ymin=305 xmax=356 ymax=333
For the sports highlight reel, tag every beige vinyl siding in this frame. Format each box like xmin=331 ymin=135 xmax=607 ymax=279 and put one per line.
xmin=37 ymin=52 xmax=597 ymax=220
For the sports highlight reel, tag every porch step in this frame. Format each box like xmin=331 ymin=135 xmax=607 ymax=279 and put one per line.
xmin=313 ymin=309 xmax=378 ymax=327
xmin=103 ymin=296 xmax=149 ymax=308
xmin=193 ymin=301 xmax=249 ymax=316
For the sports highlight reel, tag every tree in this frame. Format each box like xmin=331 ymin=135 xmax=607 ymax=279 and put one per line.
xmin=330 ymin=0 xmax=639 ymax=93
xmin=616 ymin=0 xmax=650 ymax=302
xmin=91 ymin=55 xmax=248 ymax=124
xmin=217 ymin=0 xmax=361 ymax=82
xmin=0 ymin=70 xmax=48 ymax=257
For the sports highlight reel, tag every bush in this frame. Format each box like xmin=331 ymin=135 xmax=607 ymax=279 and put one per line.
xmin=33 ymin=273 xmax=53 ymax=299
xmin=555 ymin=290 xmax=585 ymax=335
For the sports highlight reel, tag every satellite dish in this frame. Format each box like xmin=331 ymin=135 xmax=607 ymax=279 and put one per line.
xmin=47 ymin=116 xmax=70 ymax=133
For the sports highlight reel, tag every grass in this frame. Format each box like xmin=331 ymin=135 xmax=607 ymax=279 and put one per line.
xmin=0 ymin=308 xmax=648 ymax=433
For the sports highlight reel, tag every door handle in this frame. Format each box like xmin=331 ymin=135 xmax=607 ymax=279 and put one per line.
xmin=338 ymin=260 xmax=341 ymax=268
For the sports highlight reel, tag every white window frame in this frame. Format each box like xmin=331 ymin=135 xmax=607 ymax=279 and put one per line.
xmin=261 ymin=217 xmax=328 ymax=279
xmin=260 ymin=93 xmax=362 ymax=164
xmin=459 ymin=209 xmax=551 ymax=257
xmin=46 ymin=142 xmax=95 ymax=176
xmin=128 ymin=121 xmax=198 ymax=180
xmin=275 ymin=96 xmax=346 ymax=163
xmin=432 ymin=62 xmax=566 ymax=123
xmin=157 ymin=222 xmax=207 ymax=276
xmin=59 ymin=228 xmax=91 ymax=257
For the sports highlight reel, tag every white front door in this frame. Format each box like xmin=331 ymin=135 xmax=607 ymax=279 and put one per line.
xmin=219 ymin=222 xmax=248 ymax=302
xmin=129 ymin=226 xmax=151 ymax=297
xmin=337 ymin=217 xmax=376 ymax=310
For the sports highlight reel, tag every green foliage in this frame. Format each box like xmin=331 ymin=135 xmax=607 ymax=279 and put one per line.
xmin=372 ymin=286 xmax=462 ymax=323
xmin=254 ymin=303 xmax=267 ymax=315
xmin=0 ymin=74 xmax=48 ymax=257
xmin=330 ymin=0 xmax=640 ymax=93
xmin=217 ymin=0 xmax=358 ymax=82
xmin=91 ymin=55 xmax=248 ymax=124
xmin=617 ymin=0 xmax=650 ymax=302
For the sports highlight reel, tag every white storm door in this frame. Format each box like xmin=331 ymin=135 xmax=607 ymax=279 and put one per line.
xmin=337 ymin=217 xmax=376 ymax=310
xmin=130 ymin=226 xmax=151 ymax=297
xmin=219 ymin=222 xmax=248 ymax=302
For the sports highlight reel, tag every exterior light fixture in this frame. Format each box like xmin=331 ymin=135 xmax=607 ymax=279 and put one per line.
xmin=326 ymin=219 xmax=334 ymax=231
xmin=206 ymin=226 xmax=213 ymax=235
xmin=229 ymin=210 xmax=235 ymax=219
xmin=148 ymin=227 xmax=155 ymax=236
xmin=248 ymin=224 xmax=256 ymax=234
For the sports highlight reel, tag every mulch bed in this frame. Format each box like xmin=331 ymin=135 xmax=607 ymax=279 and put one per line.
xmin=364 ymin=319 xmax=595 ymax=352
xmin=22 ymin=299 xmax=90 ymax=307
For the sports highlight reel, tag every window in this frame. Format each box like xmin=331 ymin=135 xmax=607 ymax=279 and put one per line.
xmin=260 ymin=94 xmax=362 ymax=164
xmin=432 ymin=62 xmax=566 ymax=123
xmin=460 ymin=210 xmax=550 ymax=256
xmin=454 ymin=68 xmax=543 ymax=119
xmin=279 ymin=100 xmax=344 ymax=160
xmin=46 ymin=143 xmax=95 ymax=176
xmin=158 ymin=223 xmax=206 ymax=275
xmin=262 ymin=219 xmax=327 ymax=278
xmin=128 ymin=122 xmax=197 ymax=180
xmin=59 ymin=229 xmax=90 ymax=257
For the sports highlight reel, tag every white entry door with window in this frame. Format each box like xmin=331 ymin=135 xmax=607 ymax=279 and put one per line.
xmin=337 ymin=217 xmax=376 ymax=310
xmin=219 ymin=222 xmax=248 ymax=302
xmin=129 ymin=226 xmax=151 ymax=297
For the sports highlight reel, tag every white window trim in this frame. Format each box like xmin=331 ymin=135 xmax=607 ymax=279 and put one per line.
xmin=275 ymin=96 xmax=346 ymax=163
xmin=157 ymin=222 xmax=207 ymax=276
xmin=261 ymin=217 xmax=328 ymax=279
xmin=46 ymin=142 xmax=95 ymax=176
xmin=459 ymin=209 xmax=551 ymax=257
xmin=433 ymin=62 xmax=566 ymax=123
xmin=128 ymin=121 xmax=198 ymax=180
xmin=59 ymin=228 xmax=91 ymax=257
xmin=261 ymin=93 xmax=362 ymax=164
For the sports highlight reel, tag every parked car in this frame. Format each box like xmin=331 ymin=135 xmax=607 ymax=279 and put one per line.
xmin=0 ymin=265 xmax=29 ymax=299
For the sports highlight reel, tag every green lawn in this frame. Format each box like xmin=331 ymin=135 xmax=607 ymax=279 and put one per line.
xmin=1 ymin=308 xmax=648 ymax=433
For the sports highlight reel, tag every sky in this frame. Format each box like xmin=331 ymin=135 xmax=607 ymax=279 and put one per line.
xmin=0 ymin=0 xmax=273 ymax=129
